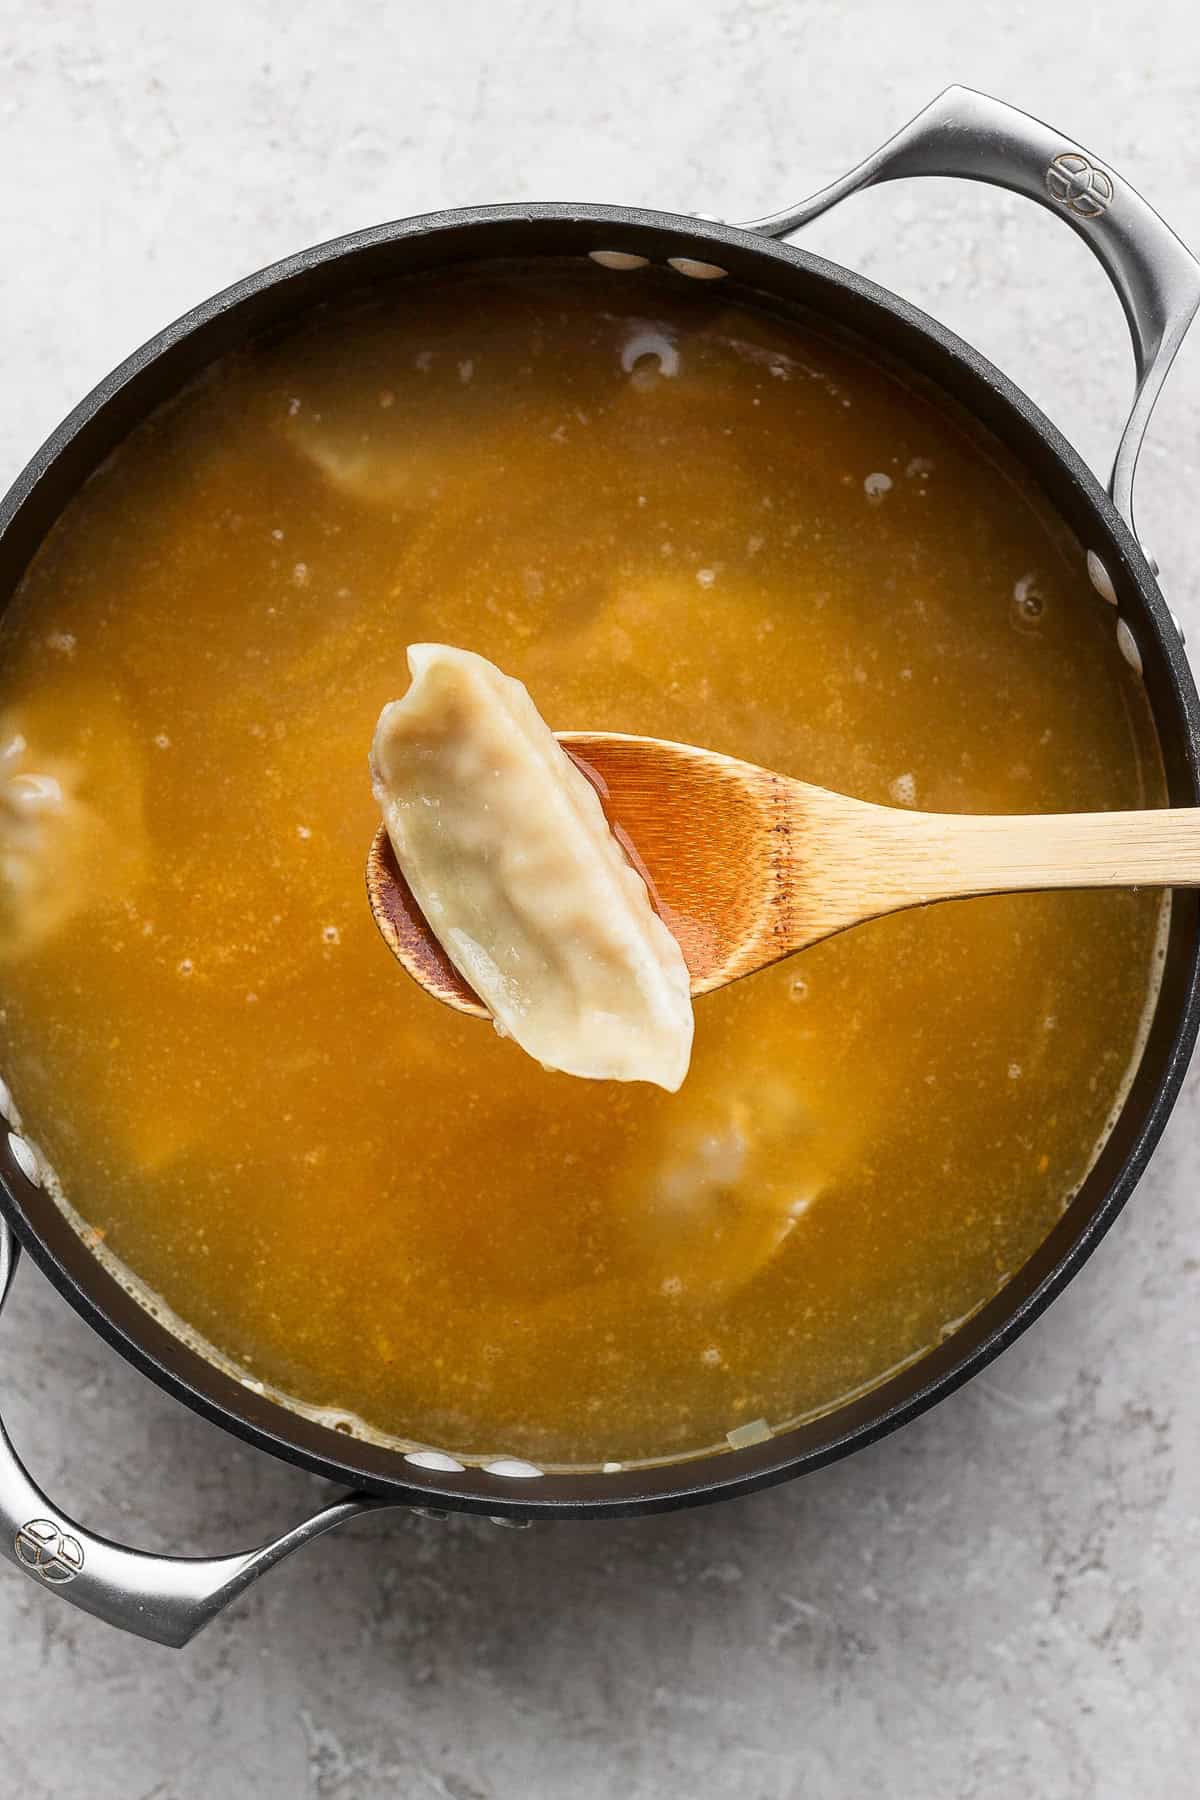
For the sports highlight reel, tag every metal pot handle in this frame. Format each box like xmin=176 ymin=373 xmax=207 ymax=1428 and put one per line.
xmin=0 ymin=1215 xmax=384 ymax=1645
xmin=744 ymin=85 xmax=1200 ymax=548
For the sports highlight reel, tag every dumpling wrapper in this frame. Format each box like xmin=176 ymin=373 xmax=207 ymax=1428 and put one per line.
xmin=370 ymin=644 xmax=694 ymax=1090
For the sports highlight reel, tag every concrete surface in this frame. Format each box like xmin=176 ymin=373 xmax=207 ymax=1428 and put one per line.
xmin=1 ymin=2 xmax=1198 ymax=1795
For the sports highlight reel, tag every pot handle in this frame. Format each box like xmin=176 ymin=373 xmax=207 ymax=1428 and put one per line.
xmin=744 ymin=85 xmax=1200 ymax=548
xmin=0 ymin=1214 xmax=385 ymax=1646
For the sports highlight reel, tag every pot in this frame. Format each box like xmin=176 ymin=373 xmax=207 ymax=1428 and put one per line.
xmin=0 ymin=86 xmax=1197 ymax=1647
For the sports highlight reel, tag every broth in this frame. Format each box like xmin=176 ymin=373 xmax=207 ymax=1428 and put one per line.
xmin=0 ymin=260 xmax=1164 ymax=1467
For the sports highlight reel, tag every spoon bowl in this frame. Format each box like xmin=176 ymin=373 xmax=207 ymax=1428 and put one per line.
xmin=365 ymin=733 xmax=771 ymax=1017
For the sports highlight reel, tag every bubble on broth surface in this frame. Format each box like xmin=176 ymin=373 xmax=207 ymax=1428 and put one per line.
xmin=1011 ymin=574 xmax=1046 ymax=632
xmin=620 ymin=328 xmax=680 ymax=380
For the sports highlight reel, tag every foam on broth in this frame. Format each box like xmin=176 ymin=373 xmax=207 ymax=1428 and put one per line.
xmin=0 ymin=260 xmax=1166 ymax=1467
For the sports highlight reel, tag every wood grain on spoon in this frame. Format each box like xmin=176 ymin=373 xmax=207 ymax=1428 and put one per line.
xmin=366 ymin=731 xmax=1200 ymax=1018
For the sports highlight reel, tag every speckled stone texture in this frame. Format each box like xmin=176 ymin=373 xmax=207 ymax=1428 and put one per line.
xmin=0 ymin=3 xmax=1197 ymax=1795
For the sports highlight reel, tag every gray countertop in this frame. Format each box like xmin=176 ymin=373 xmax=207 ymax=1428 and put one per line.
xmin=1 ymin=3 xmax=1198 ymax=1795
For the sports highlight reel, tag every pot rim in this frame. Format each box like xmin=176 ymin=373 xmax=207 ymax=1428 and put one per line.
xmin=1 ymin=201 xmax=1198 ymax=1518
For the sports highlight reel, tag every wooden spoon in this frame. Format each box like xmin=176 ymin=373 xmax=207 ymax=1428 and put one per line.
xmin=366 ymin=731 xmax=1198 ymax=1019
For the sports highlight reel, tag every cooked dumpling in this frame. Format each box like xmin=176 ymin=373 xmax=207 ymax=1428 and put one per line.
xmin=0 ymin=690 xmax=148 ymax=963
xmin=284 ymin=411 xmax=456 ymax=507
xmin=370 ymin=644 xmax=694 ymax=1090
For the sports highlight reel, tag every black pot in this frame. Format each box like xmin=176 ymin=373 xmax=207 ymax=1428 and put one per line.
xmin=1 ymin=86 xmax=1197 ymax=1646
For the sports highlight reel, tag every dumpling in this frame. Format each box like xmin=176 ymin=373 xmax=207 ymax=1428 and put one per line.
xmin=370 ymin=644 xmax=694 ymax=1090
xmin=0 ymin=691 xmax=148 ymax=963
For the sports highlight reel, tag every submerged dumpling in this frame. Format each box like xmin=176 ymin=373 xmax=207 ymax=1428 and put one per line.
xmin=0 ymin=692 xmax=148 ymax=963
xmin=370 ymin=644 xmax=694 ymax=1090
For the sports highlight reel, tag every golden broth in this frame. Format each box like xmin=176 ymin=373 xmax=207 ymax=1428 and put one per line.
xmin=0 ymin=261 xmax=1164 ymax=1467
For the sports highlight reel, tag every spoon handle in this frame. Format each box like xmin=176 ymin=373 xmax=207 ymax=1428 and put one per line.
xmin=856 ymin=805 xmax=1200 ymax=912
